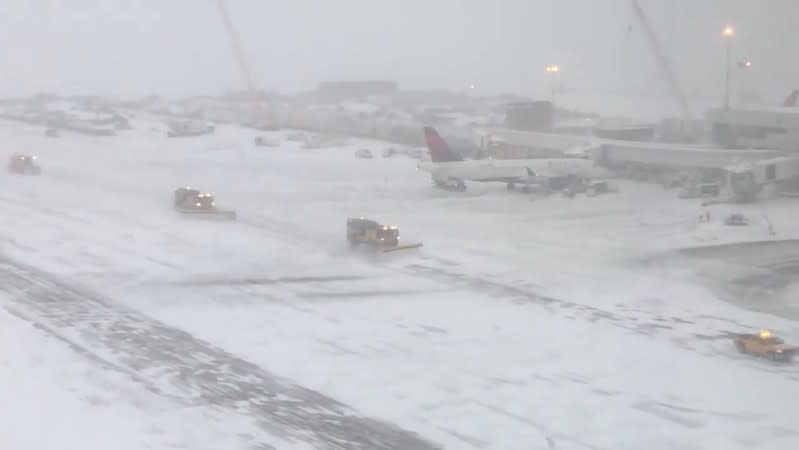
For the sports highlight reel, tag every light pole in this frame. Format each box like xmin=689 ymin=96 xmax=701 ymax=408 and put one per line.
xmin=737 ymin=60 xmax=752 ymax=105
xmin=545 ymin=64 xmax=559 ymax=105
xmin=722 ymin=24 xmax=735 ymax=110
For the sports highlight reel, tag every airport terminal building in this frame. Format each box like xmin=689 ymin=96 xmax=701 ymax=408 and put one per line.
xmin=707 ymin=106 xmax=799 ymax=151
xmin=316 ymin=80 xmax=399 ymax=103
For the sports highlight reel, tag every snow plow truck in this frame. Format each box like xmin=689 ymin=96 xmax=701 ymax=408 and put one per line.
xmin=734 ymin=329 xmax=797 ymax=362
xmin=8 ymin=154 xmax=42 ymax=175
xmin=173 ymin=187 xmax=236 ymax=220
xmin=346 ymin=218 xmax=422 ymax=253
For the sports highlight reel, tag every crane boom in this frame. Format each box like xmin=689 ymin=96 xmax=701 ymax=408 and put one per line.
xmin=216 ymin=0 xmax=278 ymax=129
xmin=629 ymin=0 xmax=692 ymax=119
xmin=216 ymin=0 xmax=257 ymax=94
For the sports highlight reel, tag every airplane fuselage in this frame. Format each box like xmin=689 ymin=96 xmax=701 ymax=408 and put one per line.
xmin=417 ymin=158 xmax=608 ymax=186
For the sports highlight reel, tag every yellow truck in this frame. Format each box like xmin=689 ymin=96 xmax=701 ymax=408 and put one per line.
xmin=346 ymin=218 xmax=422 ymax=253
xmin=734 ymin=330 xmax=797 ymax=362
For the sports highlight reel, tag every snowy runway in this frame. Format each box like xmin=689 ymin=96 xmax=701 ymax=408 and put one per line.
xmin=1 ymin=119 xmax=798 ymax=449
xmin=0 ymin=255 xmax=437 ymax=450
xmin=0 ymin=293 xmax=296 ymax=450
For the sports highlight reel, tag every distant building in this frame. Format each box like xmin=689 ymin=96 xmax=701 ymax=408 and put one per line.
xmin=222 ymin=89 xmax=271 ymax=102
xmin=180 ymin=96 xmax=257 ymax=123
xmin=505 ymin=101 xmax=553 ymax=132
xmin=707 ymin=106 xmax=799 ymax=151
xmin=316 ymin=80 xmax=398 ymax=103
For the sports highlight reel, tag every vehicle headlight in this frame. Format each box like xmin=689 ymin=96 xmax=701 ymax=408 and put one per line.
xmin=776 ymin=349 xmax=783 ymax=353
xmin=195 ymin=202 xmax=201 ymax=207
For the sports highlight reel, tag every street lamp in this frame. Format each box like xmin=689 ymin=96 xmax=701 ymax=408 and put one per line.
xmin=545 ymin=64 xmax=559 ymax=105
xmin=722 ymin=24 xmax=735 ymax=109
xmin=737 ymin=60 xmax=752 ymax=104
xmin=722 ymin=25 xmax=735 ymax=38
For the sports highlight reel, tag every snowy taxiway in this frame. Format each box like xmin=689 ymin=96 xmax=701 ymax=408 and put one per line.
xmin=0 ymin=118 xmax=797 ymax=450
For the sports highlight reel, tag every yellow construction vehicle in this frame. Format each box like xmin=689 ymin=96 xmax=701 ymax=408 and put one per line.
xmin=346 ymin=218 xmax=422 ymax=253
xmin=734 ymin=329 xmax=797 ymax=362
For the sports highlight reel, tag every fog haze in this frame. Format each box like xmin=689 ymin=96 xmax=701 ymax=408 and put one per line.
xmin=1 ymin=0 xmax=797 ymax=113
xmin=2 ymin=3 xmax=799 ymax=450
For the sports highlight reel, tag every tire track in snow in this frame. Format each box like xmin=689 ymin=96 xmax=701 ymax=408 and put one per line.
xmin=0 ymin=256 xmax=441 ymax=450
xmin=3 ymin=183 xmax=794 ymax=380
xmin=0 ymin=191 xmax=238 ymax=280
xmin=237 ymin=213 xmax=713 ymax=331
xmin=237 ymin=213 xmax=799 ymax=380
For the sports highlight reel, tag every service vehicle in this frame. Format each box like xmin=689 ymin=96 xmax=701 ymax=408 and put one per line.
xmin=346 ymin=218 xmax=422 ymax=252
xmin=173 ymin=186 xmax=236 ymax=220
xmin=8 ymin=154 xmax=42 ymax=175
xmin=734 ymin=329 xmax=797 ymax=362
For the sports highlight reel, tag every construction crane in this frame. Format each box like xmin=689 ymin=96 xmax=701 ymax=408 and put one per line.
xmin=216 ymin=0 xmax=279 ymax=129
xmin=629 ymin=0 xmax=693 ymax=119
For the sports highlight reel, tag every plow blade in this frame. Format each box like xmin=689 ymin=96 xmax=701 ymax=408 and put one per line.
xmin=382 ymin=243 xmax=423 ymax=253
xmin=177 ymin=209 xmax=237 ymax=221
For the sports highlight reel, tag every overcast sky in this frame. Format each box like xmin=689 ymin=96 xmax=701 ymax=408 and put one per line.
xmin=0 ymin=0 xmax=796 ymax=117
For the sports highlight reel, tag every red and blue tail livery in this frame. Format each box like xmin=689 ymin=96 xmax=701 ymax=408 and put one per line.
xmin=423 ymin=126 xmax=463 ymax=163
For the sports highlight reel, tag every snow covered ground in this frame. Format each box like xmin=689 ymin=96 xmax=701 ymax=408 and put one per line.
xmin=0 ymin=117 xmax=798 ymax=450
xmin=0 ymin=299 xmax=306 ymax=450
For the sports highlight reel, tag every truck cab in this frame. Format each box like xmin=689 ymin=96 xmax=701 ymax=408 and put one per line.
xmin=347 ymin=218 xmax=399 ymax=246
xmin=735 ymin=329 xmax=797 ymax=361
xmin=8 ymin=154 xmax=42 ymax=175
xmin=174 ymin=187 xmax=216 ymax=211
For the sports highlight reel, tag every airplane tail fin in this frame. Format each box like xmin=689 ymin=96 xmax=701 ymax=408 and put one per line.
xmin=783 ymin=89 xmax=798 ymax=107
xmin=423 ymin=126 xmax=463 ymax=163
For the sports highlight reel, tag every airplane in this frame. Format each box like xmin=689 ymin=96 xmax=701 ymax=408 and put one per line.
xmin=416 ymin=126 xmax=611 ymax=191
